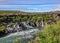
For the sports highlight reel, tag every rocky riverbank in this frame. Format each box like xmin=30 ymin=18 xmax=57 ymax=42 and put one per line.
xmin=0 ymin=22 xmax=40 ymax=37
xmin=0 ymin=20 xmax=56 ymax=38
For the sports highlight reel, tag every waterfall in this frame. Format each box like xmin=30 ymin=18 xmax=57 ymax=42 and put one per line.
xmin=0 ymin=22 xmax=42 ymax=43
xmin=0 ymin=28 xmax=39 ymax=43
xmin=41 ymin=21 xmax=44 ymax=27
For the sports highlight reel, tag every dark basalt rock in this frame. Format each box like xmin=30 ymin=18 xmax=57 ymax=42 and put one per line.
xmin=0 ymin=30 xmax=9 ymax=38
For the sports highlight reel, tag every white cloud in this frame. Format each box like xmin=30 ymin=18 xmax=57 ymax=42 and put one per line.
xmin=0 ymin=4 xmax=60 ymax=12
xmin=16 ymin=8 xmax=41 ymax=11
xmin=53 ymin=4 xmax=60 ymax=11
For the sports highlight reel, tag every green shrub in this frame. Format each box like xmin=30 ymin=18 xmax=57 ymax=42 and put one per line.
xmin=0 ymin=25 xmax=6 ymax=32
xmin=28 ymin=20 xmax=60 ymax=43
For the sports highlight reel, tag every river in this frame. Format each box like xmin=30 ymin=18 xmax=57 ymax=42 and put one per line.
xmin=0 ymin=28 xmax=41 ymax=43
xmin=0 ymin=22 xmax=43 ymax=43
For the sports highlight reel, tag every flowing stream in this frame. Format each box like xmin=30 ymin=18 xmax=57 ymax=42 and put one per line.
xmin=0 ymin=29 xmax=40 ymax=43
xmin=0 ymin=22 xmax=42 ymax=43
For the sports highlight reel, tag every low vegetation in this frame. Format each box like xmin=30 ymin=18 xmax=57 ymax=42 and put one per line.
xmin=28 ymin=20 xmax=60 ymax=43
xmin=0 ymin=25 xmax=6 ymax=32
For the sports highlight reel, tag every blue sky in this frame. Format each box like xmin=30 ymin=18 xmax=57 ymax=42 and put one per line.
xmin=0 ymin=0 xmax=60 ymax=12
xmin=0 ymin=0 xmax=60 ymax=5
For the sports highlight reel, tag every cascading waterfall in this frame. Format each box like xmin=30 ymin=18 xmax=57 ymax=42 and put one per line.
xmin=0 ymin=22 xmax=40 ymax=43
